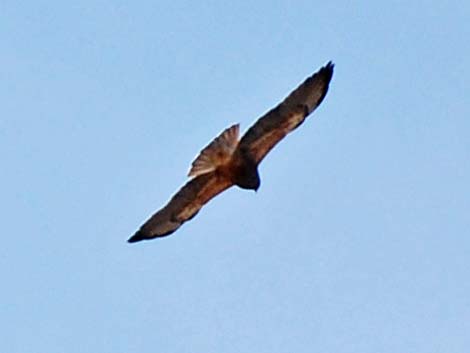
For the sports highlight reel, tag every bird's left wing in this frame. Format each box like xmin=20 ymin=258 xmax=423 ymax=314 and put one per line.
xmin=238 ymin=62 xmax=334 ymax=164
xmin=128 ymin=172 xmax=233 ymax=242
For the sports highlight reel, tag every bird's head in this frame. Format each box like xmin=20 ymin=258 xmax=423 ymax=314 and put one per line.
xmin=236 ymin=167 xmax=260 ymax=192
xmin=252 ymin=175 xmax=260 ymax=192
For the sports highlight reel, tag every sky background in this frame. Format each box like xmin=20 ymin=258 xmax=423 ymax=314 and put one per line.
xmin=1 ymin=1 xmax=470 ymax=352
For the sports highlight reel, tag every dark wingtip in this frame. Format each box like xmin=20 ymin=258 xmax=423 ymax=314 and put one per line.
xmin=312 ymin=61 xmax=334 ymax=106
xmin=321 ymin=61 xmax=335 ymax=81
xmin=127 ymin=230 xmax=146 ymax=243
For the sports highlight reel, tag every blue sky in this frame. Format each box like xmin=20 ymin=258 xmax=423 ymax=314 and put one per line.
xmin=2 ymin=1 xmax=470 ymax=352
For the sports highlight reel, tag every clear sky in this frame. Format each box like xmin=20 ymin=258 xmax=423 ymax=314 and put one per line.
xmin=2 ymin=1 xmax=469 ymax=352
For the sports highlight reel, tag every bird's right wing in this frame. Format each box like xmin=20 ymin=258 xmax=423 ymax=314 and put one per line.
xmin=128 ymin=172 xmax=233 ymax=242
xmin=238 ymin=62 xmax=334 ymax=164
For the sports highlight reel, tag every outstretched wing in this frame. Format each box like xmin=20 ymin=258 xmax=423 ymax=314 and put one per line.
xmin=128 ymin=172 xmax=233 ymax=242
xmin=238 ymin=62 xmax=334 ymax=164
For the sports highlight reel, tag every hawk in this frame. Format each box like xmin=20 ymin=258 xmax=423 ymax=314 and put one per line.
xmin=128 ymin=62 xmax=334 ymax=243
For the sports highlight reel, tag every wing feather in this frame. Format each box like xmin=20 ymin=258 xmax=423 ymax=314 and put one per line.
xmin=238 ymin=62 xmax=334 ymax=164
xmin=128 ymin=172 xmax=232 ymax=242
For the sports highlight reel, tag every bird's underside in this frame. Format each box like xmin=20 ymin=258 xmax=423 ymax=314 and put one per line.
xmin=128 ymin=61 xmax=334 ymax=243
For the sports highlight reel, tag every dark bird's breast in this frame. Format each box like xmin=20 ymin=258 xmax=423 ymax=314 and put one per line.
xmin=218 ymin=151 xmax=260 ymax=191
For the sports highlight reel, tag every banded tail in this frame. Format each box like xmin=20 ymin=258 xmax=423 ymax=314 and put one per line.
xmin=188 ymin=124 xmax=240 ymax=177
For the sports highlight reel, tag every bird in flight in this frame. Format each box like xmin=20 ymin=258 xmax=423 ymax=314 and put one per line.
xmin=128 ymin=62 xmax=334 ymax=243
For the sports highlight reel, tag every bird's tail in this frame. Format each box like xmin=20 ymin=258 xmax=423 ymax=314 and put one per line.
xmin=188 ymin=124 xmax=239 ymax=177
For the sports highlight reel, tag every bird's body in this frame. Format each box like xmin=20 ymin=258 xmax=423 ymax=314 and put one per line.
xmin=128 ymin=62 xmax=334 ymax=243
xmin=225 ymin=148 xmax=260 ymax=190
